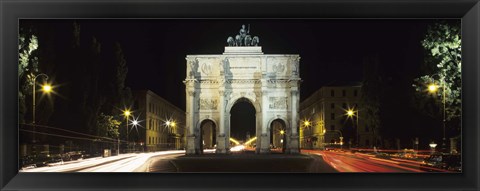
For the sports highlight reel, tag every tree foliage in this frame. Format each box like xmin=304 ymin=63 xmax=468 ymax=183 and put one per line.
xmin=18 ymin=25 xmax=40 ymax=123
xmin=412 ymin=22 xmax=461 ymax=122
xmin=360 ymin=56 xmax=383 ymax=144
xmin=96 ymin=113 xmax=121 ymax=138
xmin=19 ymin=21 xmax=133 ymax=145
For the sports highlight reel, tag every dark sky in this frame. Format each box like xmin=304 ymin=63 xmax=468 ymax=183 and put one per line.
xmin=66 ymin=19 xmax=449 ymax=140
xmin=77 ymin=19 xmax=438 ymax=107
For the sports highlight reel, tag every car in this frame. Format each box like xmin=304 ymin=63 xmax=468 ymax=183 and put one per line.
xmin=421 ymin=153 xmax=461 ymax=172
xmin=47 ymin=154 xmax=64 ymax=166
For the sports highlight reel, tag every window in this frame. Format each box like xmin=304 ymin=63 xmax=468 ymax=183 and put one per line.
xmin=342 ymin=103 xmax=347 ymax=109
xmin=342 ymin=89 xmax=346 ymax=97
xmin=365 ymin=125 xmax=369 ymax=132
xmin=331 ymin=113 xmax=335 ymax=120
xmin=331 ymin=103 xmax=335 ymax=109
xmin=365 ymin=140 xmax=370 ymax=147
xmin=330 ymin=125 xmax=335 ymax=131
xmin=354 ymin=90 xmax=358 ymax=97
xmin=331 ymin=89 xmax=335 ymax=97
xmin=148 ymin=137 xmax=151 ymax=145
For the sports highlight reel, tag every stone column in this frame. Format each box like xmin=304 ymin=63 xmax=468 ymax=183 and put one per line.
xmin=216 ymin=90 xmax=228 ymax=154
xmin=186 ymin=90 xmax=196 ymax=155
xmin=259 ymin=89 xmax=270 ymax=154
xmin=288 ymin=89 xmax=300 ymax=154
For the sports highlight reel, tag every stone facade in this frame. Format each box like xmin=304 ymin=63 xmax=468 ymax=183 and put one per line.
xmin=133 ymin=90 xmax=186 ymax=152
xmin=184 ymin=47 xmax=301 ymax=154
xmin=299 ymin=84 xmax=377 ymax=150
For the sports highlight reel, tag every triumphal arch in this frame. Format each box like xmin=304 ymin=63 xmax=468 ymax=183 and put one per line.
xmin=184 ymin=25 xmax=301 ymax=154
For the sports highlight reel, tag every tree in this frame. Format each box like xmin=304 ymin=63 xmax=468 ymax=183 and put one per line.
xmin=412 ymin=22 xmax=461 ymax=128
xmin=19 ymin=22 xmax=57 ymax=127
xmin=96 ymin=113 xmax=121 ymax=139
xmin=18 ymin=26 xmax=39 ymax=124
xmin=360 ymin=56 xmax=383 ymax=146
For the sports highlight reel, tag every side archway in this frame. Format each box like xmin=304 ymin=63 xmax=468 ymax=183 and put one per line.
xmin=268 ymin=118 xmax=289 ymax=153
xmin=196 ymin=118 xmax=217 ymax=154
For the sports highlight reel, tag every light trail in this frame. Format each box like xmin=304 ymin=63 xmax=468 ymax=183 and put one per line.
xmin=20 ymin=150 xmax=186 ymax=172
xmin=308 ymin=150 xmax=427 ymax=172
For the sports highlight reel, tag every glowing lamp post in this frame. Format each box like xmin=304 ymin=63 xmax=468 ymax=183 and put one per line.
xmin=346 ymin=109 xmax=359 ymax=147
xmin=31 ymin=73 xmax=52 ymax=143
xmin=166 ymin=120 xmax=177 ymax=149
xmin=427 ymin=79 xmax=447 ymax=153
xmin=303 ymin=120 xmax=311 ymax=149
xmin=280 ymin=130 xmax=286 ymax=152
xmin=429 ymin=142 xmax=437 ymax=154
xmin=123 ymin=109 xmax=131 ymax=153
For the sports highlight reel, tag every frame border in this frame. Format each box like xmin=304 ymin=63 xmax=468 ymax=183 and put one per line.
xmin=1 ymin=0 xmax=479 ymax=191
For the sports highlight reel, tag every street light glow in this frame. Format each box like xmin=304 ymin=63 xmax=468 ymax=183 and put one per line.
xmin=165 ymin=121 xmax=171 ymax=126
xmin=171 ymin=122 xmax=176 ymax=127
xmin=347 ymin=109 xmax=354 ymax=117
xmin=132 ymin=119 xmax=138 ymax=126
xmin=304 ymin=120 xmax=310 ymax=127
xmin=124 ymin=109 xmax=131 ymax=117
xmin=244 ymin=137 xmax=257 ymax=145
xmin=280 ymin=130 xmax=285 ymax=135
xmin=229 ymin=138 xmax=240 ymax=145
xmin=42 ymin=84 xmax=52 ymax=93
xmin=428 ymin=84 xmax=439 ymax=93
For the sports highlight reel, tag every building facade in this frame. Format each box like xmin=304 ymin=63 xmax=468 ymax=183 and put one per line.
xmin=133 ymin=90 xmax=186 ymax=152
xmin=299 ymin=83 xmax=375 ymax=150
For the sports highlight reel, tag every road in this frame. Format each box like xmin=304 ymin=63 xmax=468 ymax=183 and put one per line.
xmin=21 ymin=149 xmax=452 ymax=173
xmin=20 ymin=151 xmax=185 ymax=172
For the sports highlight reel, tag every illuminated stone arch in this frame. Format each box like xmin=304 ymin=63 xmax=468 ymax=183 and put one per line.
xmin=184 ymin=46 xmax=301 ymax=154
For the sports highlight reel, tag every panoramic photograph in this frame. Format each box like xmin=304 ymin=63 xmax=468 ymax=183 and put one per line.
xmin=18 ymin=19 xmax=461 ymax=173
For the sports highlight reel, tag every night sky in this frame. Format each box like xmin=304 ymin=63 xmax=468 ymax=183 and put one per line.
xmin=38 ymin=19 xmax=453 ymax=141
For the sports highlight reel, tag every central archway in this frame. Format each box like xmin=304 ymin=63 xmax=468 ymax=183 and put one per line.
xmin=230 ymin=98 xmax=256 ymax=149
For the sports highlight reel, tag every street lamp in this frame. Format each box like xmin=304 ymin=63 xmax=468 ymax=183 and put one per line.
xmin=280 ymin=129 xmax=286 ymax=152
xmin=123 ymin=109 xmax=131 ymax=153
xmin=429 ymin=142 xmax=437 ymax=154
xmin=31 ymin=73 xmax=51 ymax=143
xmin=346 ymin=108 xmax=359 ymax=147
xmin=302 ymin=120 xmax=311 ymax=149
xmin=427 ymin=77 xmax=447 ymax=153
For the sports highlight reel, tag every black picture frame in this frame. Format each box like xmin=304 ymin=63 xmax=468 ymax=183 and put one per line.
xmin=1 ymin=0 xmax=479 ymax=190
